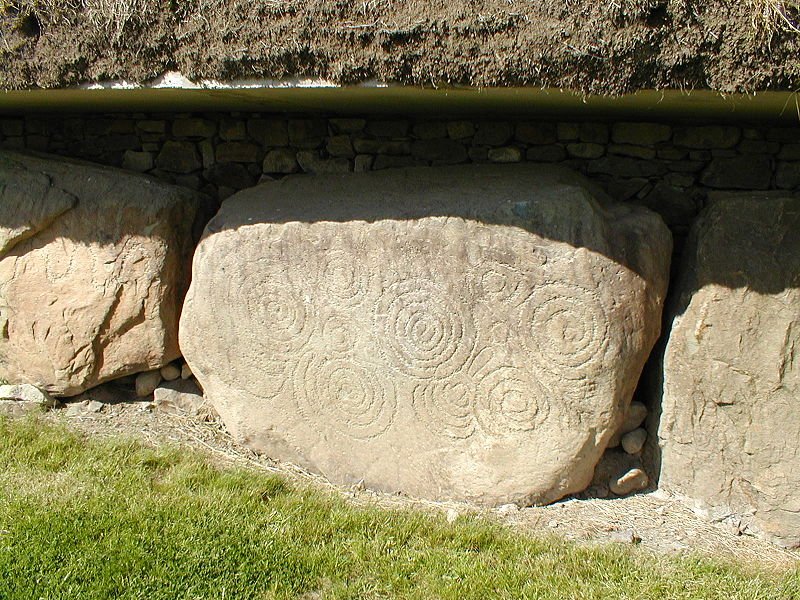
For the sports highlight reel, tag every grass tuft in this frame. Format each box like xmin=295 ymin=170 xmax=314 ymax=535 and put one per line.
xmin=0 ymin=415 xmax=798 ymax=599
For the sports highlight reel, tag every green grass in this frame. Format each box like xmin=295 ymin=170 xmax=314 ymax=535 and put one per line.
xmin=0 ymin=417 xmax=797 ymax=600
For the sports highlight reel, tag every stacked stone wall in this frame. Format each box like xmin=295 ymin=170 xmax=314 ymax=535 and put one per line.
xmin=1 ymin=113 xmax=798 ymax=251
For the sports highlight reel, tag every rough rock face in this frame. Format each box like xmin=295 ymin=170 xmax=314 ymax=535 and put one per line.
xmin=181 ymin=165 xmax=671 ymax=505
xmin=0 ymin=151 xmax=199 ymax=396
xmin=658 ymin=192 xmax=800 ymax=548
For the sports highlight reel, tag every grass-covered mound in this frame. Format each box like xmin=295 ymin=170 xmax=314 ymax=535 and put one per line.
xmin=0 ymin=416 xmax=798 ymax=599
xmin=1 ymin=1 xmax=798 ymax=94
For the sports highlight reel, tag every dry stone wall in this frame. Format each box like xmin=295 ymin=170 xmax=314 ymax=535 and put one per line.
xmin=1 ymin=114 xmax=798 ymax=252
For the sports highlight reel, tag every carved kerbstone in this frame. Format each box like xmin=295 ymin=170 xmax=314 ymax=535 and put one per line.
xmin=180 ymin=165 xmax=671 ymax=505
xmin=0 ymin=151 xmax=199 ymax=396
xmin=658 ymin=192 xmax=800 ymax=548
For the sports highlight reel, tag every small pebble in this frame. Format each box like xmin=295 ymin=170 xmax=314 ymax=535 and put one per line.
xmin=497 ymin=503 xmax=520 ymax=516
xmin=86 ymin=400 xmax=104 ymax=413
xmin=608 ymin=528 xmax=641 ymax=545
xmin=621 ymin=428 xmax=648 ymax=455
xmin=181 ymin=363 xmax=193 ymax=380
xmin=160 ymin=364 xmax=181 ymax=382
xmin=621 ymin=402 xmax=648 ymax=434
xmin=610 ymin=468 xmax=649 ymax=496
xmin=135 ymin=370 xmax=162 ymax=397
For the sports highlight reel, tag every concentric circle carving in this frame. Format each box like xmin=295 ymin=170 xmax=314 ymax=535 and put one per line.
xmin=412 ymin=374 xmax=478 ymax=439
xmin=521 ymin=283 xmax=609 ymax=378
xmin=474 ymin=365 xmax=550 ymax=436
xmin=294 ymin=352 xmax=396 ymax=440
xmin=316 ymin=249 xmax=371 ymax=307
xmin=376 ymin=279 xmax=476 ymax=378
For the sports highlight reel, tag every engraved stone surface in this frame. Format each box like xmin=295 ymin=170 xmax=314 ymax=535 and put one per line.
xmin=0 ymin=150 xmax=199 ymax=396
xmin=180 ymin=164 xmax=671 ymax=505
xmin=658 ymin=192 xmax=800 ymax=548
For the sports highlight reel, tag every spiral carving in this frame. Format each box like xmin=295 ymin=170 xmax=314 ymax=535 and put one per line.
xmin=474 ymin=364 xmax=550 ymax=436
xmin=294 ymin=351 xmax=396 ymax=440
xmin=316 ymin=249 xmax=371 ymax=307
xmin=521 ymin=282 xmax=609 ymax=378
xmin=376 ymin=279 xmax=476 ymax=379
xmin=412 ymin=374 xmax=478 ymax=439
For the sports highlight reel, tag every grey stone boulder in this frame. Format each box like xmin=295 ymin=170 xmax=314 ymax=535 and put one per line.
xmin=0 ymin=150 xmax=200 ymax=396
xmin=180 ymin=164 xmax=671 ymax=506
xmin=658 ymin=191 xmax=800 ymax=548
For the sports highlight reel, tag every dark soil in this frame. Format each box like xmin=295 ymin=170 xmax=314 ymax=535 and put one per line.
xmin=0 ymin=1 xmax=799 ymax=95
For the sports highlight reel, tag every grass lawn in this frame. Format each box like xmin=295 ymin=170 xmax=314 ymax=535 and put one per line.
xmin=0 ymin=416 xmax=797 ymax=599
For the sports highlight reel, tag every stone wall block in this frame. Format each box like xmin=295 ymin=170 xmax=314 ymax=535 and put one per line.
xmin=612 ymin=123 xmax=672 ymax=146
xmin=365 ymin=120 xmax=409 ymax=138
xmin=473 ymin=122 xmax=513 ymax=146
xmin=413 ymin=122 xmax=448 ymax=140
xmin=353 ymin=139 xmax=412 ymax=155
xmin=526 ymin=145 xmax=567 ymax=163
xmin=122 ymin=150 xmax=154 ymax=173
xmin=204 ymin=163 xmax=256 ymax=190
xmin=330 ymin=118 xmax=366 ymax=134
xmin=447 ymin=121 xmax=475 ymax=140
xmin=288 ymin=119 xmax=328 ymax=149
xmin=557 ymin=122 xmax=579 ymax=141
xmin=137 ymin=120 xmax=166 ymax=134
xmin=248 ymin=118 xmax=289 ymax=146
xmin=172 ymin=118 xmax=217 ymax=138
xmin=487 ymin=147 xmax=522 ymax=163
xmin=0 ymin=119 xmax=24 ymax=137
xmin=373 ymin=155 xmax=419 ymax=170
xmin=587 ymin=156 xmax=668 ymax=178
xmin=579 ymin=122 xmax=610 ymax=144
xmin=354 ymin=154 xmax=374 ymax=172
xmin=215 ymin=142 xmax=261 ymax=164
xmin=516 ymin=122 xmax=558 ymax=145
xmin=326 ymin=135 xmax=356 ymax=158
xmin=673 ymin=126 xmax=741 ymax=149
xmin=220 ymin=118 xmax=247 ymax=141
xmin=779 ymin=144 xmax=800 ymax=160
xmin=608 ymin=144 xmax=657 ymax=160
xmin=566 ymin=143 xmax=605 ymax=159
xmin=156 ymin=141 xmax=201 ymax=174
xmin=700 ymin=156 xmax=772 ymax=189
xmin=776 ymin=162 xmax=800 ymax=189
xmin=296 ymin=151 xmax=351 ymax=174
xmin=263 ymin=148 xmax=299 ymax=174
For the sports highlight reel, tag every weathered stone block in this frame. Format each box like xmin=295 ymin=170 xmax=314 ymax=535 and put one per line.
xmin=219 ymin=118 xmax=247 ymax=141
xmin=673 ymin=126 xmax=741 ymax=149
xmin=204 ymin=163 xmax=255 ymax=190
xmin=516 ymin=122 xmax=558 ymax=145
xmin=487 ymin=147 xmax=522 ymax=163
xmin=587 ymin=156 xmax=667 ymax=178
xmin=779 ymin=144 xmax=800 ymax=160
xmin=700 ymin=156 xmax=772 ymax=189
xmin=611 ymin=123 xmax=672 ymax=146
xmin=658 ymin=192 xmax=800 ymax=548
xmin=566 ymin=143 xmax=605 ymax=159
xmin=248 ymin=118 xmax=288 ymax=146
xmin=326 ymin=135 xmax=355 ymax=158
xmin=526 ymin=145 xmax=567 ymax=163
xmin=0 ymin=151 xmax=198 ymax=396
xmin=413 ymin=122 xmax=447 ymax=140
xmin=473 ymin=122 xmax=513 ymax=146
xmin=172 ymin=118 xmax=217 ymax=138
xmin=296 ymin=151 xmax=351 ymax=174
xmin=180 ymin=164 xmax=671 ymax=505
xmin=262 ymin=149 xmax=299 ymax=174
xmin=122 ymin=150 xmax=154 ymax=173
xmin=288 ymin=119 xmax=328 ymax=149
xmin=215 ymin=142 xmax=261 ymax=164
xmin=156 ymin=141 xmax=201 ymax=174
xmin=330 ymin=119 xmax=366 ymax=135
xmin=776 ymin=162 xmax=800 ymax=189
xmin=352 ymin=139 xmax=411 ymax=155
xmin=365 ymin=120 xmax=409 ymax=138
xmin=447 ymin=121 xmax=475 ymax=140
